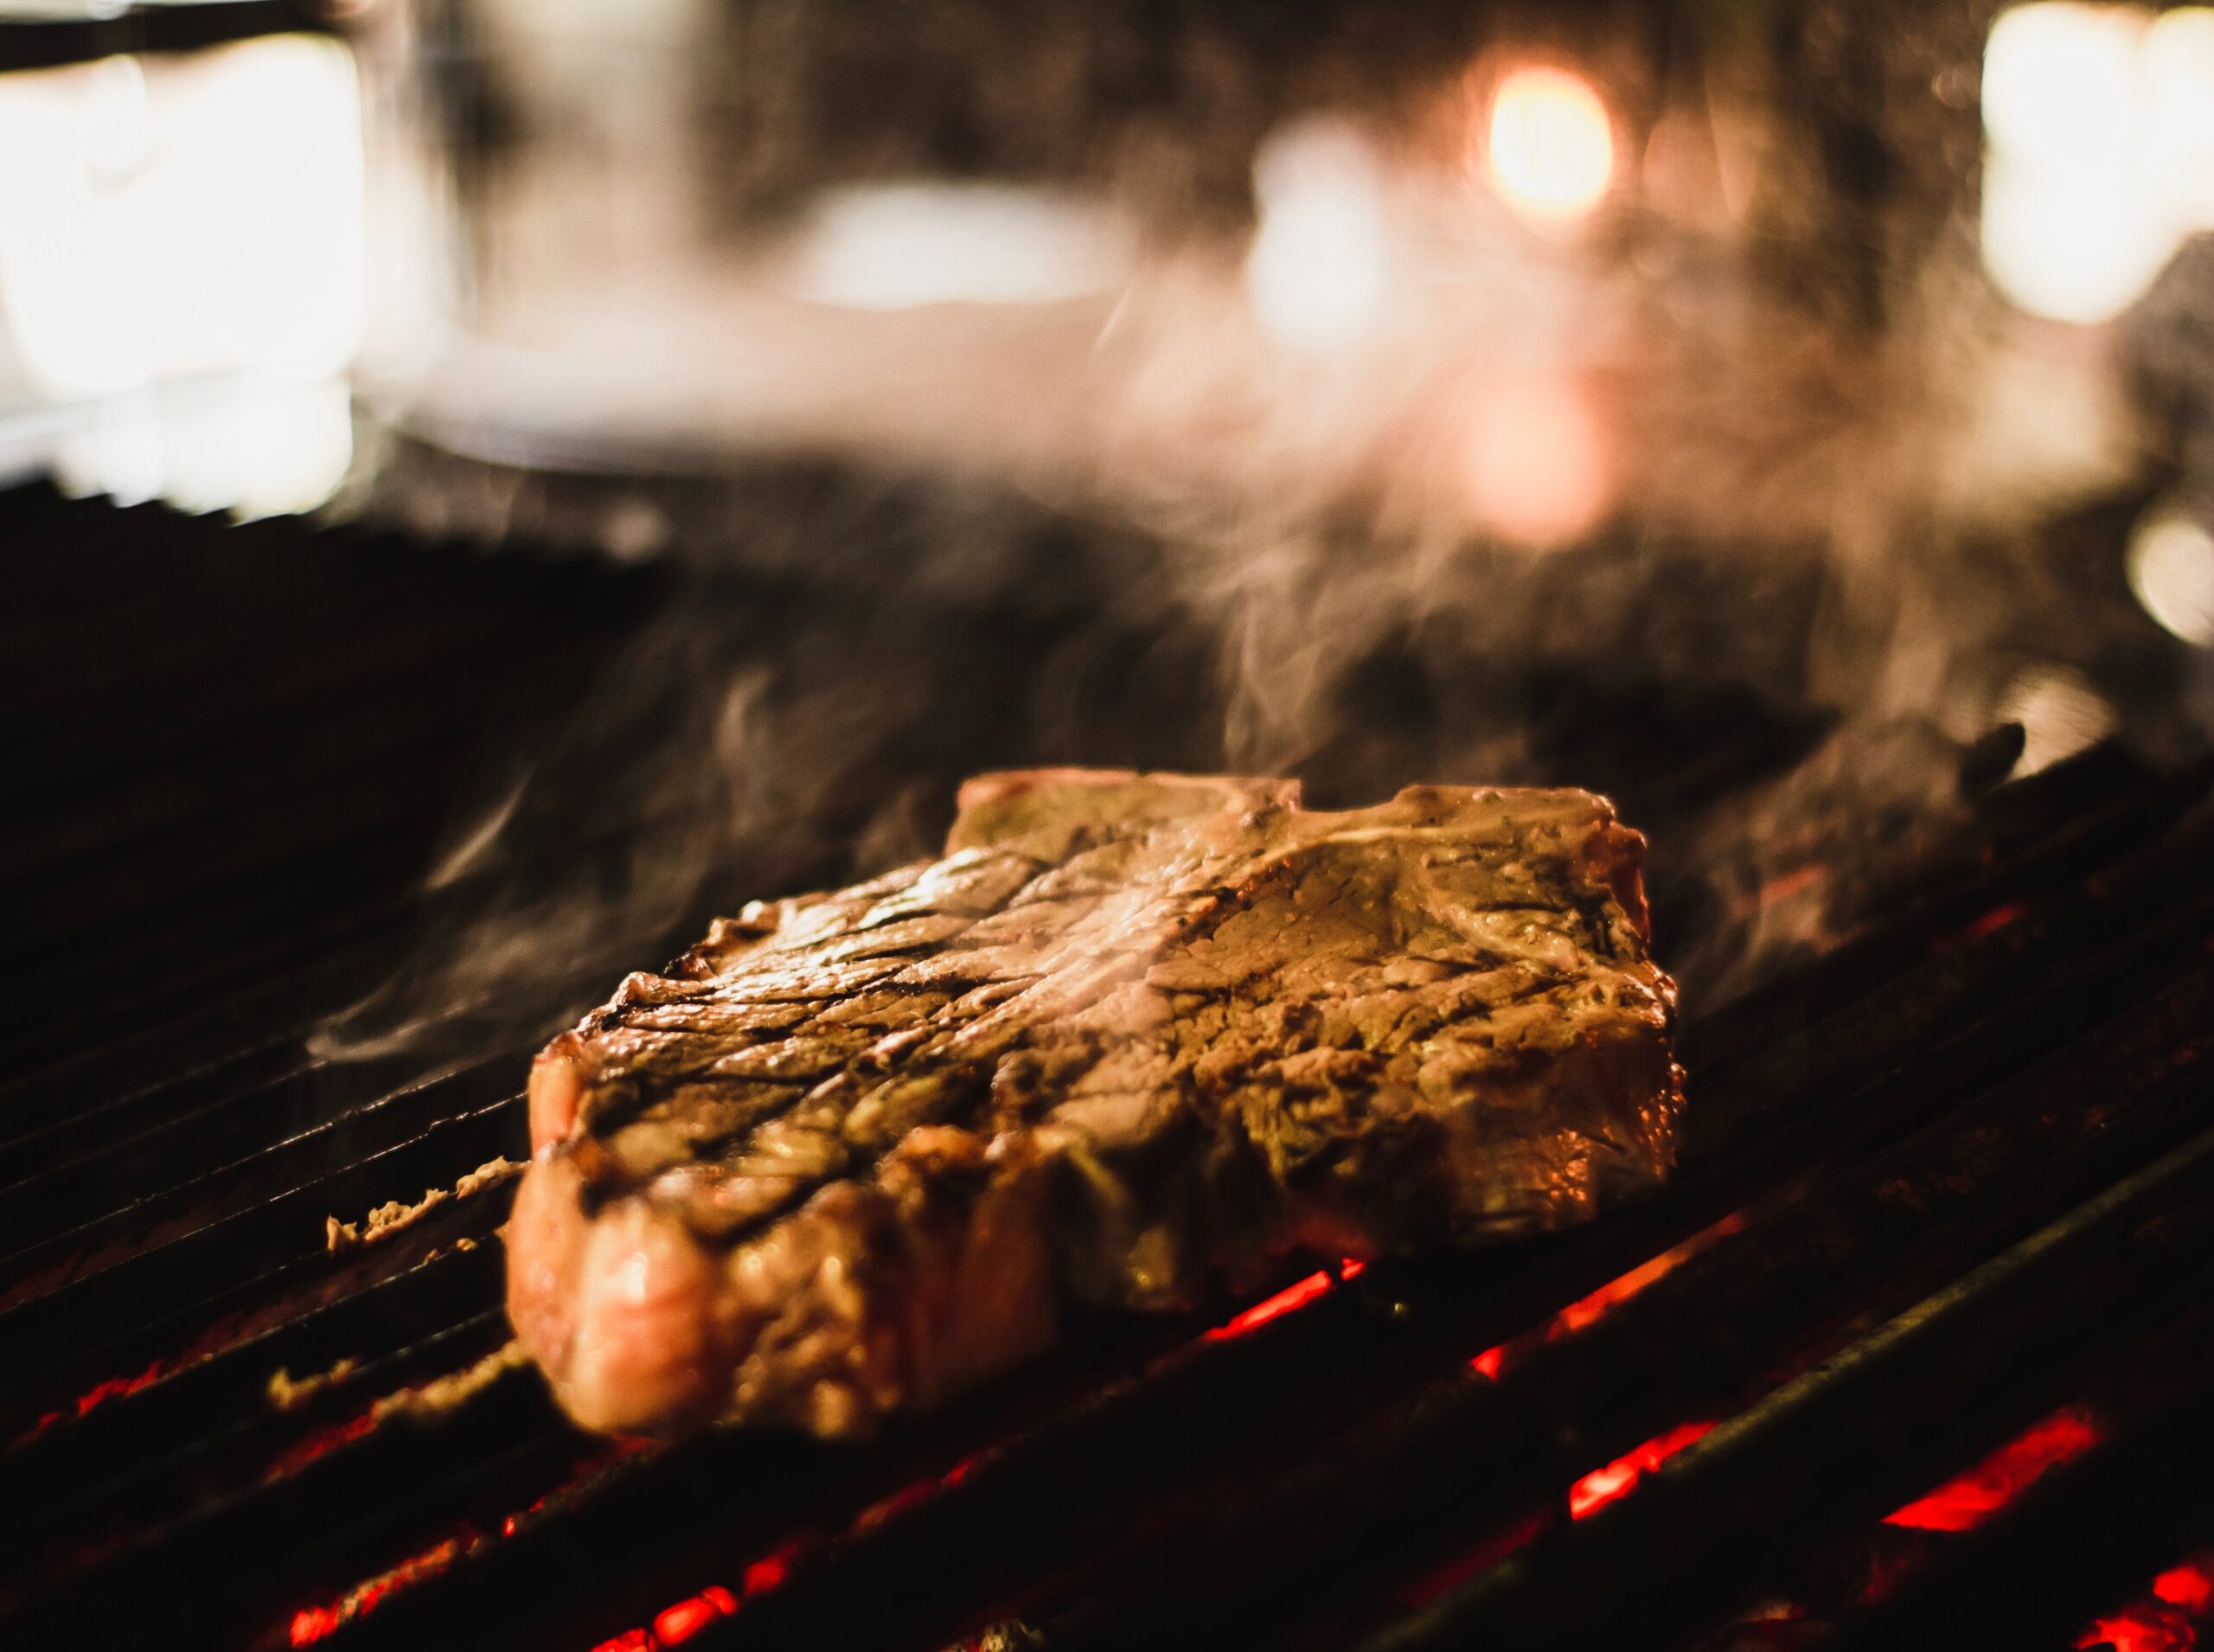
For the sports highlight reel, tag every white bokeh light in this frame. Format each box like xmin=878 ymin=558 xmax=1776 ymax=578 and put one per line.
xmin=2128 ymin=503 xmax=2214 ymax=646
xmin=1982 ymin=3 xmax=2145 ymax=171
xmin=0 ymin=35 xmax=364 ymax=397
xmin=1980 ymin=148 xmax=2176 ymax=323
xmin=2142 ymin=7 xmax=2214 ymax=222
xmin=1245 ymin=117 xmax=1392 ymax=350
xmin=1980 ymin=3 xmax=2214 ymax=323
xmin=792 ymin=183 xmax=1128 ymax=311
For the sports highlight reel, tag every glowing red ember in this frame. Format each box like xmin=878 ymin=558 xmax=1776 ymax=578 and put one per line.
xmin=21 ymin=1357 xmax=173 ymax=1443
xmin=264 ymin=1408 xmax=381 ymax=1482
xmin=1204 ymin=1269 xmax=1334 ymax=1340
xmin=1467 ymin=1207 xmax=1752 ymax=1385
xmin=1567 ymin=1420 xmax=1717 ymax=1520
xmin=2075 ymin=1605 xmax=2197 ymax=1652
xmin=585 ymin=1252 xmax=1368 ymax=1652
xmin=1883 ymin=1408 xmax=2101 ymax=1533
xmin=2159 ymin=1561 xmax=2214 ymax=1616
xmin=742 ymin=1549 xmax=795 ymax=1596
xmin=654 ymin=1585 xmax=740 ymax=1645
xmin=1202 ymin=1258 xmax=1365 ymax=1341
xmin=1552 ymin=1209 xmax=1755 ymax=1341
xmin=287 ymin=1537 xmax=467 ymax=1645
xmin=2072 ymin=1553 xmax=2214 ymax=1652
xmin=590 ymin=1539 xmax=807 ymax=1652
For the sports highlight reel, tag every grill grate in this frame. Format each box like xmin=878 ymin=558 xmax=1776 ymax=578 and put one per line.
xmin=3 ymin=482 xmax=2211 ymax=1652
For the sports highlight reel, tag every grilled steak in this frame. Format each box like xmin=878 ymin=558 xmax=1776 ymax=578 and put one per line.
xmin=507 ymin=771 xmax=1682 ymax=1436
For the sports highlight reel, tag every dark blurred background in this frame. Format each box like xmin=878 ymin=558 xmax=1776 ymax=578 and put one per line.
xmin=4 ymin=0 xmax=2214 ymax=1044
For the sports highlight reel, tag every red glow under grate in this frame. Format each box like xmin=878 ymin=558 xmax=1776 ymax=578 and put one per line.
xmin=655 ymin=1585 xmax=740 ymax=1645
xmin=1883 ymin=1408 xmax=2102 ymax=1533
xmin=2072 ymin=1555 xmax=2214 ymax=1652
xmin=587 ymin=1258 xmax=1382 ymax=1652
xmin=21 ymin=1357 xmax=173 ymax=1444
xmin=1549 ymin=1210 xmax=1754 ymax=1341
xmin=2076 ymin=1608 xmax=2198 ymax=1652
xmin=1466 ymin=1207 xmax=1753 ymax=1385
xmin=1203 ymin=1269 xmax=1336 ymax=1341
xmin=288 ymin=1537 xmax=466 ymax=1646
xmin=1198 ymin=1257 xmax=1368 ymax=1342
xmin=284 ymin=1440 xmax=652 ymax=1644
xmin=2160 ymin=1563 xmax=2214 ymax=1616
xmin=265 ymin=1409 xmax=383 ymax=1483
xmin=588 ymin=1541 xmax=808 ymax=1652
xmin=1567 ymin=1420 xmax=1717 ymax=1520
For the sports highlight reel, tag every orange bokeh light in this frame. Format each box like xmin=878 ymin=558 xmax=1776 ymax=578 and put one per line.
xmin=1485 ymin=65 xmax=1616 ymax=225
xmin=1462 ymin=372 xmax=1613 ymax=547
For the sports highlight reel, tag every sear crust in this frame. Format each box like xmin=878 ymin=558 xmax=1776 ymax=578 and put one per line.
xmin=508 ymin=771 xmax=1683 ymax=1436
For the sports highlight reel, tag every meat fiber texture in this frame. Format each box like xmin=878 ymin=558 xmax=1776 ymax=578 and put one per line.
xmin=508 ymin=771 xmax=1683 ymax=1437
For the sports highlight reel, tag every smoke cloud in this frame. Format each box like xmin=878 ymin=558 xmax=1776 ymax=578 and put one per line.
xmin=318 ymin=9 xmax=2202 ymax=1063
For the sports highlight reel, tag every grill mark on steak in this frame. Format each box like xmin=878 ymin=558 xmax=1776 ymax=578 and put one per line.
xmin=509 ymin=771 xmax=1683 ymax=1436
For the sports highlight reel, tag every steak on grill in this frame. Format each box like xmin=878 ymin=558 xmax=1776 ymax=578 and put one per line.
xmin=507 ymin=770 xmax=1683 ymax=1436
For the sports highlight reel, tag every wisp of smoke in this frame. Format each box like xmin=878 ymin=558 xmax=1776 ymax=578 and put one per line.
xmin=322 ymin=12 xmax=2199 ymax=1061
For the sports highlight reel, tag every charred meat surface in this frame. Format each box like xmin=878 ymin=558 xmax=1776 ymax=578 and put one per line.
xmin=508 ymin=771 xmax=1682 ymax=1436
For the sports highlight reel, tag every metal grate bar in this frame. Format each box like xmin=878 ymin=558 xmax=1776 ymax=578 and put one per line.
xmin=0 ymin=895 xmax=413 ymax=1075
xmin=0 ymin=1053 xmax=526 ymax=1305
xmin=0 ymin=950 xmax=394 ymax=1128
xmin=1356 ymin=1120 xmax=2214 ymax=1652
xmin=0 ymin=1095 xmax=522 ymax=1432
xmin=1825 ymin=1322 xmax=2214 ymax=1652
xmin=0 ymin=1042 xmax=532 ymax=1263
xmin=1 ymin=1240 xmax=509 ymax=1521
xmin=5 ymin=484 xmax=2208 ymax=1652
xmin=333 ymin=803 xmax=2214 ymax=1652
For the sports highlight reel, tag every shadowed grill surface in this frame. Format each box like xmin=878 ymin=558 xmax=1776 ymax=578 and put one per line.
xmin=2 ymin=481 xmax=2211 ymax=1652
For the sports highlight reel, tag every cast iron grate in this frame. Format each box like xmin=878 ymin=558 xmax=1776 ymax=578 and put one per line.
xmin=2 ymin=481 xmax=2211 ymax=1652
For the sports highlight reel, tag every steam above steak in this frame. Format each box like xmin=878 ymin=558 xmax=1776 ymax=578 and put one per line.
xmin=507 ymin=771 xmax=1683 ymax=1437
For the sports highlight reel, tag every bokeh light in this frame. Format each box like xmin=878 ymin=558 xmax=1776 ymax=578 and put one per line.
xmin=1981 ymin=3 xmax=2145 ymax=171
xmin=1245 ymin=117 xmax=1392 ymax=349
xmin=1484 ymin=66 xmax=1615 ymax=227
xmin=2128 ymin=503 xmax=2214 ymax=646
xmin=1980 ymin=148 xmax=2176 ymax=323
xmin=1463 ymin=373 xmax=1611 ymax=547
xmin=792 ymin=183 xmax=1128 ymax=311
xmin=1980 ymin=3 xmax=2214 ymax=323
xmin=0 ymin=35 xmax=363 ymax=397
xmin=2142 ymin=6 xmax=2214 ymax=222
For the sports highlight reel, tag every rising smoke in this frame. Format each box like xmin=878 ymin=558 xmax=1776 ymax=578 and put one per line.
xmin=317 ymin=2 xmax=2203 ymax=1064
